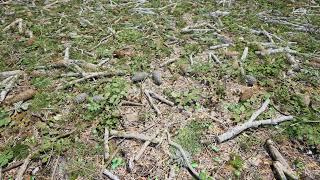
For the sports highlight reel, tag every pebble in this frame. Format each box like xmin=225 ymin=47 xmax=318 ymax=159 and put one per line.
xmin=292 ymin=64 xmax=301 ymax=72
xmin=132 ymin=72 xmax=148 ymax=83
xmin=74 ymin=93 xmax=88 ymax=104
xmin=152 ymin=71 xmax=162 ymax=85
xmin=92 ymin=95 xmax=104 ymax=102
xmin=245 ymin=75 xmax=257 ymax=86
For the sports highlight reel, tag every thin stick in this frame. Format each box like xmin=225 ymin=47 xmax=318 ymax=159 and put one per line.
xmin=50 ymin=156 xmax=60 ymax=180
xmin=240 ymin=47 xmax=249 ymax=62
xmin=15 ymin=154 xmax=32 ymax=180
xmin=144 ymin=90 xmax=161 ymax=116
xmin=167 ymin=132 xmax=200 ymax=180
xmin=102 ymin=169 xmax=120 ymax=180
xmin=217 ymin=116 xmax=294 ymax=143
xmin=104 ymin=128 xmax=110 ymax=161
xmin=160 ymin=59 xmax=177 ymax=67
xmin=109 ymin=130 xmax=160 ymax=144
xmin=209 ymin=52 xmax=222 ymax=64
xmin=209 ymin=44 xmax=230 ymax=50
xmin=3 ymin=18 xmax=23 ymax=32
xmin=247 ymin=98 xmax=270 ymax=123
xmin=1 ymin=161 xmax=23 ymax=173
xmin=134 ymin=130 xmax=160 ymax=161
xmin=58 ymin=71 xmax=124 ymax=90
xmin=148 ymin=91 xmax=174 ymax=106
xmin=120 ymin=100 xmax=144 ymax=106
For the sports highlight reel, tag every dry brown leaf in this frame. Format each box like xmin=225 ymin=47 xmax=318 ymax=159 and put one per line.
xmin=239 ymin=87 xmax=254 ymax=101
xmin=113 ymin=48 xmax=135 ymax=58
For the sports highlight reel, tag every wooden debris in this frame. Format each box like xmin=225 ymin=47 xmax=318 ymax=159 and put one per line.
xmin=5 ymin=89 xmax=36 ymax=104
xmin=144 ymin=90 xmax=161 ymax=116
xmin=109 ymin=130 xmax=161 ymax=144
xmin=217 ymin=116 xmax=294 ymax=143
xmin=134 ymin=130 xmax=160 ymax=161
xmin=266 ymin=139 xmax=298 ymax=180
xmin=15 ymin=154 xmax=32 ymax=180
xmin=148 ymin=90 xmax=174 ymax=106
xmin=209 ymin=43 xmax=230 ymax=50
xmin=247 ymin=98 xmax=270 ymax=123
xmin=255 ymin=47 xmax=298 ymax=56
xmin=3 ymin=18 xmax=23 ymax=32
xmin=1 ymin=161 xmax=23 ymax=173
xmin=209 ymin=52 xmax=222 ymax=64
xmin=102 ymin=169 xmax=120 ymax=180
xmin=104 ymin=128 xmax=110 ymax=161
xmin=58 ymin=71 xmax=124 ymax=90
xmin=120 ymin=100 xmax=144 ymax=106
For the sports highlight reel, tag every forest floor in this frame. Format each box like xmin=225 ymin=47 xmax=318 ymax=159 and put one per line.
xmin=1 ymin=0 xmax=320 ymax=179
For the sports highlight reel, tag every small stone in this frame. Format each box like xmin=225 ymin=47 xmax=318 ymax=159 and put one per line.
xmin=92 ymin=95 xmax=104 ymax=102
xmin=74 ymin=93 xmax=88 ymax=104
xmin=132 ymin=72 xmax=148 ymax=83
xmin=292 ymin=64 xmax=301 ymax=72
xmin=287 ymin=69 xmax=294 ymax=76
xmin=152 ymin=71 xmax=162 ymax=85
xmin=245 ymin=75 xmax=257 ymax=86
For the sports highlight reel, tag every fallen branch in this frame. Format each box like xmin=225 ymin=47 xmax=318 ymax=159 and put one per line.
xmin=148 ymin=91 xmax=174 ymax=106
xmin=134 ymin=130 xmax=160 ymax=161
xmin=167 ymin=132 xmax=200 ymax=180
xmin=1 ymin=161 xmax=23 ymax=173
xmin=109 ymin=130 xmax=160 ymax=144
xmin=57 ymin=71 xmax=124 ymax=90
xmin=104 ymin=128 xmax=110 ymax=161
xmin=247 ymin=98 xmax=270 ymax=123
xmin=255 ymin=47 xmax=298 ymax=56
xmin=209 ymin=43 xmax=230 ymax=50
xmin=144 ymin=90 xmax=161 ymax=116
xmin=120 ymin=100 xmax=144 ymax=106
xmin=102 ymin=169 xmax=120 ymax=180
xmin=266 ymin=139 xmax=298 ymax=180
xmin=15 ymin=154 xmax=32 ymax=180
xmin=3 ymin=18 xmax=23 ymax=32
xmin=217 ymin=116 xmax=294 ymax=143
xmin=238 ymin=47 xmax=248 ymax=77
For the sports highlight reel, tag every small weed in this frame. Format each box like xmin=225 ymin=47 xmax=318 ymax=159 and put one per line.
xmin=31 ymin=77 xmax=52 ymax=90
xmin=239 ymin=135 xmax=262 ymax=152
xmin=168 ymin=89 xmax=201 ymax=109
xmin=111 ymin=157 xmax=124 ymax=170
xmin=0 ymin=108 xmax=11 ymax=128
xmin=229 ymin=153 xmax=244 ymax=178
xmin=175 ymin=121 xmax=209 ymax=154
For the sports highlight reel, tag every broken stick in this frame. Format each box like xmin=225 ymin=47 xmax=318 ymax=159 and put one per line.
xmin=15 ymin=154 xmax=32 ymax=180
xmin=247 ymin=98 xmax=270 ymax=123
xmin=104 ymin=128 xmax=110 ymax=161
xmin=217 ymin=116 xmax=294 ymax=143
xmin=148 ymin=90 xmax=174 ymax=106
xmin=144 ymin=90 xmax=161 ymax=116
xmin=102 ymin=169 xmax=120 ymax=180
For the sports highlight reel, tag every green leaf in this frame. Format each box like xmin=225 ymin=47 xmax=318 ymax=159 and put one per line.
xmin=111 ymin=157 xmax=124 ymax=170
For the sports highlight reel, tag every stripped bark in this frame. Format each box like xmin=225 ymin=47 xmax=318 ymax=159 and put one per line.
xmin=217 ymin=116 xmax=294 ymax=143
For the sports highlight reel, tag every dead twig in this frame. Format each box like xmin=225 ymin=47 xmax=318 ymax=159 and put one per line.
xmin=266 ymin=139 xmax=298 ymax=180
xmin=217 ymin=116 xmax=294 ymax=143
xmin=247 ymin=98 xmax=270 ymax=123
xmin=1 ymin=161 xmax=23 ymax=173
xmin=102 ymin=169 xmax=120 ymax=180
xmin=160 ymin=58 xmax=177 ymax=67
xmin=148 ymin=90 xmax=174 ymax=106
xmin=15 ymin=154 xmax=32 ymax=180
xmin=120 ymin=100 xmax=144 ymax=106
xmin=144 ymin=90 xmax=161 ymax=116
xmin=104 ymin=128 xmax=110 ymax=161
xmin=109 ymin=130 xmax=161 ymax=144
xmin=208 ymin=52 xmax=222 ymax=64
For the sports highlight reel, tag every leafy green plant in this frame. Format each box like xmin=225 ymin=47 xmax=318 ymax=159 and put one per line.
xmin=169 ymin=89 xmax=201 ymax=109
xmin=229 ymin=153 xmax=244 ymax=178
xmin=0 ymin=108 xmax=11 ymax=128
xmin=111 ymin=157 xmax=124 ymax=170
xmin=0 ymin=149 xmax=13 ymax=167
